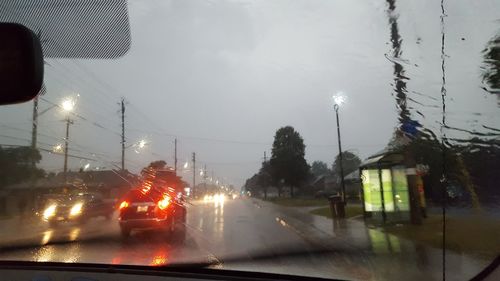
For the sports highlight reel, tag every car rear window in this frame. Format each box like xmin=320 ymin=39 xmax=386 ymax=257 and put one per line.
xmin=124 ymin=189 xmax=159 ymax=203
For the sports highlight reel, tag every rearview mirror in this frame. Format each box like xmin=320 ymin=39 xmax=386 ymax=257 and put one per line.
xmin=0 ymin=23 xmax=43 ymax=105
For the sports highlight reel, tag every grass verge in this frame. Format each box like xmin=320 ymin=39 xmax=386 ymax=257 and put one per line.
xmin=309 ymin=207 xmax=499 ymax=259
xmin=266 ymin=197 xmax=329 ymax=207
xmin=383 ymin=214 xmax=500 ymax=260
xmin=309 ymin=205 xmax=364 ymax=219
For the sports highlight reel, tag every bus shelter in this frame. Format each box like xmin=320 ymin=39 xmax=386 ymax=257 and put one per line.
xmin=360 ymin=151 xmax=412 ymax=224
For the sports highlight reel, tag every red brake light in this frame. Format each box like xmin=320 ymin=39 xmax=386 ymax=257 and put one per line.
xmin=157 ymin=195 xmax=171 ymax=210
xmin=119 ymin=201 xmax=129 ymax=210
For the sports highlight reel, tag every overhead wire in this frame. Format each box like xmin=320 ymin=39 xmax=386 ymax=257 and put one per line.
xmin=38 ymin=97 xmax=123 ymax=138
xmin=45 ymin=60 xmax=119 ymax=114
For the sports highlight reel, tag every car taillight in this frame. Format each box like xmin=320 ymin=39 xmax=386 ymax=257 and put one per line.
xmin=157 ymin=195 xmax=171 ymax=210
xmin=119 ymin=201 xmax=129 ymax=210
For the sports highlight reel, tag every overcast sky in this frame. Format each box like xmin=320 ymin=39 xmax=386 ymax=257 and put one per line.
xmin=0 ymin=0 xmax=499 ymax=188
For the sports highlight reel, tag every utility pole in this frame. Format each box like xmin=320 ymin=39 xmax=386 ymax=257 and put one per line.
xmin=263 ymin=151 xmax=267 ymax=162
xmin=203 ymin=164 xmax=207 ymax=194
xmin=31 ymin=96 xmax=39 ymax=167
xmin=120 ymin=98 xmax=126 ymax=171
xmin=63 ymin=116 xmax=73 ymax=183
xmin=334 ymin=105 xmax=346 ymax=205
xmin=31 ymin=85 xmax=46 ymax=167
xmin=192 ymin=152 xmax=196 ymax=197
xmin=174 ymin=138 xmax=178 ymax=174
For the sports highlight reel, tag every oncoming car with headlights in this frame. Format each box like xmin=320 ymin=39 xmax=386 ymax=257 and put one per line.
xmin=40 ymin=193 xmax=115 ymax=227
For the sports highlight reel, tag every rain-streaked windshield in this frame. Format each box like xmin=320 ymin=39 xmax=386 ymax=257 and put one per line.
xmin=0 ymin=0 xmax=499 ymax=280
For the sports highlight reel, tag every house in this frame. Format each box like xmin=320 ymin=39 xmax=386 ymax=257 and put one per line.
xmin=0 ymin=170 xmax=139 ymax=217
xmin=310 ymin=171 xmax=361 ymax=200
xmin=57 ymin=170 xmax=139 ymax=198
xmin=343 ymin=170 xmax=362 ymax=201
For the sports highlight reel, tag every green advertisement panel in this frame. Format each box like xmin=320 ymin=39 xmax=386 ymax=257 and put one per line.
xmin=391 ymin=166 xmax=410 ymax=211
xmin=381 ymin=169 xmax=394 ymax=212
xmin=362 ymin=169 xmax=382 ymax=211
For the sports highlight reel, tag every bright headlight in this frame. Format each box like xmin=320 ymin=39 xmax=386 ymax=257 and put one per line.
xmin=43 ymin=204 xmax=57 ymax=220
xmin=69 ymin=202 xmax=83 ymax=217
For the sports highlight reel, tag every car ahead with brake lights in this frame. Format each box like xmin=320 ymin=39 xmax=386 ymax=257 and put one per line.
xmin=40 ymin=193 xmax=114 ymax=227
xmin=118 ymin=188 xmax=186 ymax=238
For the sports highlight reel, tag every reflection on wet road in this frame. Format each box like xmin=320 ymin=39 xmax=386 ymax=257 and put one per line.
xmin=0 ymin=198 xmax=491 ymax=280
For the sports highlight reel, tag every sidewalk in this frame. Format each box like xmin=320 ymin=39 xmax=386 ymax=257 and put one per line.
xmin=254 ymin=199 xmax=382 ymax=252
xmin=254 ymin=198 xmax=492 ymax=281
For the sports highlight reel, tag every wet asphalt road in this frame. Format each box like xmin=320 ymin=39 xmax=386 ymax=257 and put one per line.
xmin=0 ymin=198 xmax=492 ymax=280
xmin=0 ymin=199 xmax=339 ymax=278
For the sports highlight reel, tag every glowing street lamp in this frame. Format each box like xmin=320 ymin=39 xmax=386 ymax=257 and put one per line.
xmin=61 ymin=98 xmax=76 ymax=112
xmin=138 ymin=139 xmax=146 ymax=149
xmin=332 ymin=92 xmax=346 ymax=206
xmin=83 ymin=163 xmax=90 ymax=171
xmin=125 ymin=138 xmax=149 ymax=153
xmin=333 ymin=94 xmax=346 ymax=109
xmin=52 ymin=144 xmax=63 ymax=153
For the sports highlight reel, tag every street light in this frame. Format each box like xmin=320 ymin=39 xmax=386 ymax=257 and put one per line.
xmin=132 ymin=139 xmax=149 ymax=154
xmin=52 ymin=143 xmax=63 ymax=153
xmin=61 ymin=98 xmax=75 ymax=112
xmin=332 ymin=92 xmax=346 ymax=205
xmin=137 ymin=139 xmax=146 ymax=149
xmin=83 ymin=163 xmax=90 ymax=171
xmin=61 ymin=97 xmax=75 ymax=183
xmin=124 ymin=138 xmax=148 ymax=153
xmin=333 ymin=95 xmax=346 ymax=107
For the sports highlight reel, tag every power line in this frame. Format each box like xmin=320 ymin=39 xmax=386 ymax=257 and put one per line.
xmin=38 ymin=97 xmax=123 ymax=138
xmin=0 ymin=130 xmax=147 ymax=171
xmin=45 ymin=62 xmax=120 ymax=118
xmin=44 ymin=71 xmax=118 ymax=123
xmin=1 ymin=124 xmax=63 ymax=143
xmin=39 ymin=147 xmax=97 ymax=162
xmin=128 ymin=127 xmax=385 ymax=148
xmin=46 ymin=53 xmax=392 ymax=157
xmin=46 ymin=40 xmax=124 ymax=106
xmin=47 ymin=56 xmax=156 ymax=131
xmin=0 ymin=125 xmax=112 ymax=160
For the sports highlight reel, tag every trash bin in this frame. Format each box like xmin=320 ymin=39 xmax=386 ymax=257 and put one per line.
xmin=328 ymin=195 xmax=345 ymax=219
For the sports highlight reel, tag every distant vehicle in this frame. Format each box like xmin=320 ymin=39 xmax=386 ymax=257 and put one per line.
xmin=40 ymin=193 xmax=115 ymax=227
xmin=118 ymin=188 xmax=186 ymax=238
